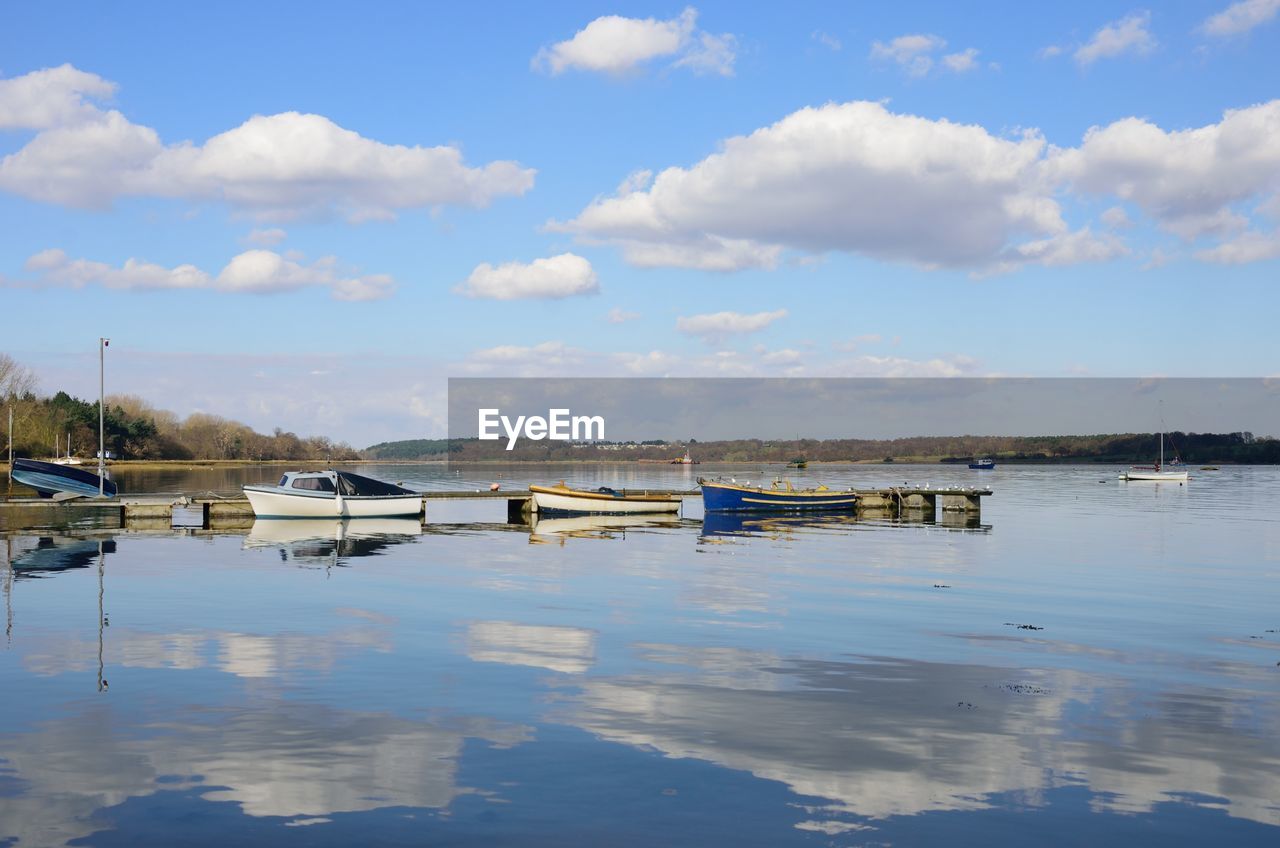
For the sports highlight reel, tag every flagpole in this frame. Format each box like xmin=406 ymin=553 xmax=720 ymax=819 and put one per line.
xmin=98 ymin=338 xmax=109 ymax=496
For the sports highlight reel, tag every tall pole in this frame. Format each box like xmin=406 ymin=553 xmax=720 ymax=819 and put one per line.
xmin=98 ymin=338 xmax=109 ymax=496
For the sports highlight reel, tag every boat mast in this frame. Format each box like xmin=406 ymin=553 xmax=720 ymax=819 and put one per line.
xmin=98 ymin=337 xmax=109 ymax=496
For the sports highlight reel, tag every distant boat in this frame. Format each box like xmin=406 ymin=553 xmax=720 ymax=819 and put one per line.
xmin=968 ymin=458 xmax=995 ymax=470
xmin=786 ymin=457 xmax=808 ymax=469
xmin=51 ymin=432 xmax=83 ymax=465
xmin=699 ymin=477 xmax=858 ymax=512
xmin=528 ymin=483 xmax=681 ymax=515
xmin=670 ymin=451 xmax=699 ymax=465
xmin=243 ymin=471 xmax=422 ymax=518
xmin=11 ymin=458 xmax=117 ymax=499
xmin=1120 ymin=431 xmax=1188 ymax=483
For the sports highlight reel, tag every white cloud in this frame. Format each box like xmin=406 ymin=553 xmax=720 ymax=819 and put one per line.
xmin=996 ymin=228 xmax=1129 ymax=270
xmin=555 ymin=100 xmax=1065 ymax=272
xmin=533 ymin=7 xmax=735 ymax=77
xmin=870 ymin=34 xmax=981 ymax=77
xmin=244 ymin=227 xmax=288 ymax=247
xmin=812 ymin=31 xmax=842 ymax=51
xmin=1074 ymin=12 xmax=1157 ymax=65
xmin=1101 ymin=206 xmax=1132 ymax=228
xmin=22 ymin=248 xmax=210 ymax=290
xmin=673 ymin=31 xmax=738 ymax=77
xmin=455 ymin=253 xmax=599 ymax=300
xmin=676 ymin=309 xmax=787 ymax=342
xmin=1038 ymin=45 xmax=1065 ymax=59
xmin=870 ymin=34 xmax=946 ymax=77
xmin=0 ymin=63 xmax=115 ymax=130
xmin=1201 ymin=0 xmax=1280 ymax=36
xmin=942 ymin=48 xmax=981 ymax=73
xmin=606 ymin=307 xmax=641 ymax=323
xmin=1048 ymin=100 xmax=1280 ymax=242
xmin=1193 ymin=228 xmax=1280 ymax=263
xmin=0 ymin=66 xmax=535 ymax=219
xmin=465 ymin=341 xmax=587 ymax=375
xmin=15 ymin=247 xmax=394 ymax=300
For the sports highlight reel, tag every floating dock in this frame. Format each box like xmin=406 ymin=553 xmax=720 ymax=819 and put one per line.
xmin=0 ymin=486 xmax=990 ymax=531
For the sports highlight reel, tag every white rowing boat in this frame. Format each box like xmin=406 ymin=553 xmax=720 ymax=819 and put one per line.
xmin=528 ymin=483 xmax=681 ymax=515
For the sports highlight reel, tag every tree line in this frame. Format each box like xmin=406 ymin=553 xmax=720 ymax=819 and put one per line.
xmin=377 ymin=431 xmax=1280 ymax=464
xmin=2 ymin=353 xmax=358 ymax=462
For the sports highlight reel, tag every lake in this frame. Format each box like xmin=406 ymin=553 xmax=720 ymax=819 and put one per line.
xmin=2 ymin=463 xmax=1278 ymax=846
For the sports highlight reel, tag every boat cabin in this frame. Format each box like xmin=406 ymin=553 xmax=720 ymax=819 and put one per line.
xmin=274 ymin=471 xmax=415 ymax=497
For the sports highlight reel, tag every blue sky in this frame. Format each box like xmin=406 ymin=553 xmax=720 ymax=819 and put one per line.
xmin=2 ymin=1 xmax=1277 ymax=445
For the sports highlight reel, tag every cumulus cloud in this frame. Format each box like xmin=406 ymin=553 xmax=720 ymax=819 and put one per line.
xmin=1074 ymin=12 xmax=1157 ymax=65
xmin=14 ymin=247 xmax=394 ymax=300
xmin=1201 ymin=0 xmax=1280 ymax=36
xmin=22 ymin=248 xmax=209 ymax=290
xmin=676 ymin=309 xmax=787 ymax=342
xmin=455 ymin=253 xmax=599 ymax=300
xmin=996 ymin=228 xmax=1129 ymax=271
xmin=1193 ymin=229 xmax=1280 ymax=263
xmin=870 ymin=34 xmax=946 ymax=76
xmin=870 ymin=34 xmax=981 ymax=77
xmin=554 ymin=97 xmax=1280 ymax=273
xmin=533 ymin=7 xmax=735 ymax=77
xmin=0 ymin=66 xmax=535 ymax=220
xmin=0 ymin=63 xmax=115 ymax=130
xmin=1047 ymin=100 xmax=1280 ymax=240
xmin=554 ymin=100 xmax=1066 ymax=272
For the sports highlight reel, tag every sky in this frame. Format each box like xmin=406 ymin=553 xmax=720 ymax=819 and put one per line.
xmin=1 ymin=1 xmax=1278 ymax=446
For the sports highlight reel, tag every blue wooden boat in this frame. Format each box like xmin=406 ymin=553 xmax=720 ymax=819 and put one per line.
xmin=699 ymin=477 xmax=858 ymax=512
xmin=968 ymin=458 xmax=995 ymax=470
xmin=10 ymin=458 xmax=117 ymax=498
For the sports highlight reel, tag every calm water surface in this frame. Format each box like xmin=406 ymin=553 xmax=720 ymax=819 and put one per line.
xmin=2 ymin=464 xmax=1278 ymax=846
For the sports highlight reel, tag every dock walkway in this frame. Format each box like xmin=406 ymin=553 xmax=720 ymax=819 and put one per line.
xmin=0 ymin=486 xmax=990 ymax=531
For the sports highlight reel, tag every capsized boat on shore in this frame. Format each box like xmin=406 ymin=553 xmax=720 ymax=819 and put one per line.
xmin=243 ymin=471 xmax=422 ymax=518
xmin=528 ymin=483 xmax=681 ymax=515
xmin=699 ymin=477 xmax=859 ymax=512
xmin=11 ymin=458 xmax=117 ymax=499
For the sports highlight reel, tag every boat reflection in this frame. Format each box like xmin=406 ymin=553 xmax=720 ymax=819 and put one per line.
xmin=243 ymin=518 xmax=422 ymax=565
xmin=700 ymin=511 xmax=990 ymax=539
xmin=699 ymin=511 xmax=862 ymax=539
xmin=7 ymin=536 xmax=116 ymax=578
xmin=528 ymin=512 xmax=685 ymax=543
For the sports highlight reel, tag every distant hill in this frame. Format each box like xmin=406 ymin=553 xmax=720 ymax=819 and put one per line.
xmin=361 ymin=432 xmax=1279 ymax=464
xmin=363 ymin=438 xmax=453 ymax=460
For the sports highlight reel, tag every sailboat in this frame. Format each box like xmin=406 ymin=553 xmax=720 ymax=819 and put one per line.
xmin=1119 ymin=431 xmax=1189 ymax=482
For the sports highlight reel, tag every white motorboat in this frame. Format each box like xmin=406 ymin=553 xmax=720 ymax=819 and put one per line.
xmin=244 ymin=470 xmax=422 ymax=518
xmin=528 ymin=483 xmax=681 ymax=515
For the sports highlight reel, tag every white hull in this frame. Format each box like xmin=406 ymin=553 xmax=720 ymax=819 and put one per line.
xmin=1119 ymin=470 xmax=1189 ymax=482
xmin=530 ymin=488 xmax=680 ymax=515
xmin=244 ymin=486 xmax=422 ymax=518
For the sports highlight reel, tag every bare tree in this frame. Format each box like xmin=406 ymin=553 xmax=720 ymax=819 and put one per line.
xmin=0 ymin=353 xmax=37 ymax=399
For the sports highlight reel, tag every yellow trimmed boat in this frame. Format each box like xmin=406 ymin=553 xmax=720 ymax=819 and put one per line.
xmin=529 ymin=483 xmax=681 ymax=515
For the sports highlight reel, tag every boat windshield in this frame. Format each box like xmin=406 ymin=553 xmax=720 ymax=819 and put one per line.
xmin=291 ymin=476 xmax=336 ymax=492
